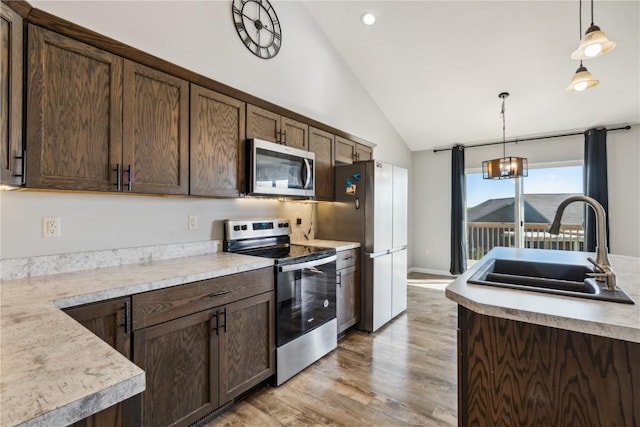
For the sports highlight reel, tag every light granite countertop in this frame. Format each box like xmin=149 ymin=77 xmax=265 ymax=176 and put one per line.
xmin=292 ymin=239 xmax=360 ymax=252
xmin=446 ymin=247 xmax=640 ymax=343
xmin=0 ymin=251 xmax=273 ymax=427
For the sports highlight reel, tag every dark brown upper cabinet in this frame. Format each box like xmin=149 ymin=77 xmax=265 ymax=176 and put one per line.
xmin=308 ymin=127 xmax=334 ymax=201
xmin=246 ymin=104 xmax=309 ymax=150
xmin=26 ymin=25 xmax=189 ymax=194
xmin=26 ymin=25 xmax=123 ymax=191
xmin=123 ymin=60 xmax=189 ymax=195
xmin=335 ymin=135 xmax=373 ymax=164
xmin=1 ymin=3 xmax=24 ymax=186
xmin=190 ymin=84 xmax=246 ymax=197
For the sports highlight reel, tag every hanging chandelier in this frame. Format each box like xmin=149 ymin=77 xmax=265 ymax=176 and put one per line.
xmin=482 ymin=92 xmax=528 ymax=180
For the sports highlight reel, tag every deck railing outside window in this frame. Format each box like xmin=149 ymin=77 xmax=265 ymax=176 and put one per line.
xmin=467 ymin=222 xmax=584 ymax=261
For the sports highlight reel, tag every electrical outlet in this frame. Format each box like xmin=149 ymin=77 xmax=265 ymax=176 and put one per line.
xmin=296 ymin=217 xmax=302 ymax=225
xmin=42 ymin=217 xmax=61 ymax=238
xmin=188 ymin=215 xmax=198 ymax=230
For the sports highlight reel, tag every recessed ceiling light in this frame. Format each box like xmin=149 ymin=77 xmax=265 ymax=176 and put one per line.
xmin=361 ymin=12 xmax=376 ymax=26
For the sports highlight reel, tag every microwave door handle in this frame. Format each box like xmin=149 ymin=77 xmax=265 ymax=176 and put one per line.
xmin=302 ymin=159 xmax=311 ymax=189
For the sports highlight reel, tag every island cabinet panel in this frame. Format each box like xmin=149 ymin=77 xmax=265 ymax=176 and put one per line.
xmin=246 ymin=104 xmax=308 ymax=150
xmin=26 ymin=24 xmax=123 ymax=191
xmin=219 ymin=291 xmax=275 ymax=404
xmin=336 ymin=248 xmax=361 ymax=335
xmin=64 ymin=297 xmax=141 ymax=427
xmin=308 ymin=127 xmax=334 ymax=201
xmin=123 ymin=60 xmax=189 ymax=195
xmin=1 ymin=3 xmax=23 ymax=186
xmin=458 ymin=306 xmax=640 ymax=427
xmin=190 ymin=85 xmax=246 ymax=197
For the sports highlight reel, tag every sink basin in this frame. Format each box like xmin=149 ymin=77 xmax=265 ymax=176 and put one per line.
xmin=468 ymin=258 xmax=635 ymax=304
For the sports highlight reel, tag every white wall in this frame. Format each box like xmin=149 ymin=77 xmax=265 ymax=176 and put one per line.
xmin=410 ymin=125 xmax=640 ymax=273
xmin=0 ymin=1 xmax=410 ymax=260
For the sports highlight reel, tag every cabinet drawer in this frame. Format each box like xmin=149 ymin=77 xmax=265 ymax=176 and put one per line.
xmin=132 ymin=267 xmax=273 ymax=330
xmin=336 ymin=248 xmax=359 ymax=270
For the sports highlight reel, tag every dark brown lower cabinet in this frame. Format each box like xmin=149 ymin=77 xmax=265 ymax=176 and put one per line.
xmin=457 ymin=305 xmax=640 ymax=427
xmin=64 ymin=297 xmax=141 ymax=427
xmin=134 ymin=308 xmax=219 ymax=427
xmin=133 ymin=291 xmax=275 ymax=427
xmin=336 ymin=249 xmax=361 ymax=336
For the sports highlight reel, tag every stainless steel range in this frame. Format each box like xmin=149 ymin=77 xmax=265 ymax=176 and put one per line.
xmin=223 ymin=218 xmax=337 ymax=385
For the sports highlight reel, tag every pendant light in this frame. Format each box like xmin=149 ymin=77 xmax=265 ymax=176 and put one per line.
xmin=571 ymin=0 xmax=616 ymax=60
xmin=482 ymin=92 xmax=528 ymax=180
xmin=567 ymin=60 xmax=599 ymax=91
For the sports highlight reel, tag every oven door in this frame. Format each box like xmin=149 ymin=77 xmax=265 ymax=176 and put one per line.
xmin=276 ymin=255 xmax=337 ymax=347
xmin=247 ymin=138 xmax=315 ymax=197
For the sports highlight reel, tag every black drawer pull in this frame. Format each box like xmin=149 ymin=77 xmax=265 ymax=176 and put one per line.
xmin=208 ymin=290 xmax=231 ymax=298
xmin=343 ymin=256 xmax=354 ymax=261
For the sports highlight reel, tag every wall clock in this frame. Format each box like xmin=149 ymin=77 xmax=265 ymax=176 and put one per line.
xmin=232 ymin=0 xmax=282 ymax=59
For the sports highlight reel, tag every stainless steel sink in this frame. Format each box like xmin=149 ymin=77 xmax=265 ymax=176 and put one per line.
xmin=468 ymin=258 xmax=635 ymax=304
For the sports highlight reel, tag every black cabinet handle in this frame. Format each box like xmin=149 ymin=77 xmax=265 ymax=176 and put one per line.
xmin=276 ymin=129 xmax=282 ymax=143
xmin=282 ymin=130 xmax=287 ymax=144
xmin=337 ymin=271 xmax=342 ymax=287
xmin=114 ymin=164 xmax=121 ymax=191
xmin=13 ymin=150 xmax=26 ymax=184
xmin=208 ymin=290 xmax=231 ymax=298
xmin=123 ymin=300 xmax=131 ymax=334
xmin=214 ymin=310 xmax=219 ymax=336
xmin=222 ymin=308 xmax=227 ymax=333
xmin=125 ymin=164 xmax=133 ymax=191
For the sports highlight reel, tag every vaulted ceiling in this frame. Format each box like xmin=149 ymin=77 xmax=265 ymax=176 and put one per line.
xmin=303 ymin=1 xmax=639 ymax=152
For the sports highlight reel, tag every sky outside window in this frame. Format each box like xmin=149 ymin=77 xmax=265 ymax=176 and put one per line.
xmin=466 ymin=165 xmax=583 ymax=208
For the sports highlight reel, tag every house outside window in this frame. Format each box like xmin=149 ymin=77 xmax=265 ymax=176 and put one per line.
xmin=466 ymin=165 xmax=584 ymax=264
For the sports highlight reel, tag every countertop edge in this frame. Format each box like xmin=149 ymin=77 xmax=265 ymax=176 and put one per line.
xmin=445 ymin=248 xmax=640 ymax=343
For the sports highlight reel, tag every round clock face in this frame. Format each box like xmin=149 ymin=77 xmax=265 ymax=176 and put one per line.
xmin=232 ymin=0 xmax=282 ymax=59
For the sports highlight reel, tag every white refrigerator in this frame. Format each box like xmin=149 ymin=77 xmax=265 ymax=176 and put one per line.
xmin=317 ymin=160 xmax=408 ymax=333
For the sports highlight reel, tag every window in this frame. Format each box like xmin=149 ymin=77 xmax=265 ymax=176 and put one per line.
xmin=466 ymin=165 xmax=584 ymax=265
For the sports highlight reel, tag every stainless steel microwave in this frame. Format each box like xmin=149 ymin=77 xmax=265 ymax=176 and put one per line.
xmin=246 ymin=138 xmax=315 ymax=198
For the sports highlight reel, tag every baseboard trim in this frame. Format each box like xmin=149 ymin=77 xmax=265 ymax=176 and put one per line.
xmin=408 ymin=267 xmax=457 ymax=278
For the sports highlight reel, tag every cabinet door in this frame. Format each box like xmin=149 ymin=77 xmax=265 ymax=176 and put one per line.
xmin=1 ymin=3 xmax=23 ymax=186
xmin=356 ymin=144 xmax=373 ymax=161
xmin=335 ymin=136 xmax=356 ymax=164
xmin=337 ymin=264 xmax=360 ymax=335
xmin=64 ymin=297 xmax=135 ymax=427
xmin=123 ymin=60 xmax=189 ymax=195
xmin=190 ymin=85 xmax=246 ymax=197
xmin=219 ymin=292 xmax=275 ymax=404
xmin=308 ymin=127 xmax=334 ymax=201
xmin=133 ymin=309 xmax=219 ymax=427
xmin=281 ymin=116 xmax=309 ymax=150
xmin=246 ymin=104 xmax=280 ymax=143
xmin=26 ymin=25 xmax=123 ymax=191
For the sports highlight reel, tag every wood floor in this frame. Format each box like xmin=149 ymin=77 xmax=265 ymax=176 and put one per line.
xmin=207 ymin=285 xmax=458 ymax=426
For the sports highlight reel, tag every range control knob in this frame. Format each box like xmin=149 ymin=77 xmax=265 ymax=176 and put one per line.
xmin=241 ymin=225 xmax=248 ymax=230
xmin=233 ymin=225 xmax=240 ymax=231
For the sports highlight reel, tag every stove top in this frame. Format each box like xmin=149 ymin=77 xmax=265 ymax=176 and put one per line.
xmin=223 ymin=218 xmax=336 ymax=266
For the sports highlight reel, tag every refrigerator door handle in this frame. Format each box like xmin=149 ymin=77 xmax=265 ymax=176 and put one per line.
xmin=366 ymin=250 xmax=390 ymax=259
xmin=388 ymin=246 xmax=407 ymax=254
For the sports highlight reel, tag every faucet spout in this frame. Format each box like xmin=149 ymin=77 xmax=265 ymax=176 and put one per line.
xmin=548 ymin=195 xmax=615 ymax=290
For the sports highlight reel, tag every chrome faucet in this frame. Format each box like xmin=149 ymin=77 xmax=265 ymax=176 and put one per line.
xmin=548 ymin=195 xmax=616 ymax=291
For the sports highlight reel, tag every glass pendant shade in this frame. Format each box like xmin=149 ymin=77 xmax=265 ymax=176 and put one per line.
xmin=566 ymin=64 xmax=599 ymax=91
xmin=571 ymin=25 xmax=616 ymax=60
xmin=482 ymin=157 xmax=528 ymax=179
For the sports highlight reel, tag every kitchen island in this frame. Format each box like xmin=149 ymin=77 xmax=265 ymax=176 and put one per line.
xmin=446 ymin=247 xmax=640 ymax=426
xmin=0 ymin=248 xmax=273 ymax=426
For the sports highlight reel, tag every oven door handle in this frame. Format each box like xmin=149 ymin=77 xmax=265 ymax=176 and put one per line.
xmin=278 ymin=254 xmax=337 ymax=273
xmin=302 ymin=158 xmax=312 ymax=189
